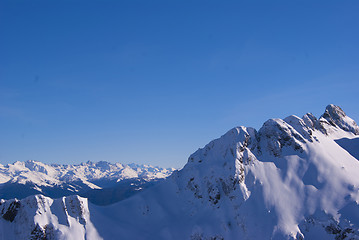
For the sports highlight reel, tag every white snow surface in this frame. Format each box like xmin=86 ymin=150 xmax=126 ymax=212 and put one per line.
xmin=1 ymin=104 xmax=359 ymax=240
xmin=0 ymin=195 xmax=102 ymax=240
xmin=0 ymin=160 xmax=175 ymax=190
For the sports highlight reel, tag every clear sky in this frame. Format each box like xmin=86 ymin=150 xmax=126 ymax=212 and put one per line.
xmin=0 ymin=0 xmax=358 ymax=168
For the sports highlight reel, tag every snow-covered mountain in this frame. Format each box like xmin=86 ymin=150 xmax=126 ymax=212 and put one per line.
xmin=1 ymin=104 xmax=359 ymax=240
xmin=0 ymin=161 xmax=174 ymax=205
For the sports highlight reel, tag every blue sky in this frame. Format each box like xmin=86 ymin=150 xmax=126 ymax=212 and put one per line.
xmin=1 ymin=0 xmax=358 ymax=168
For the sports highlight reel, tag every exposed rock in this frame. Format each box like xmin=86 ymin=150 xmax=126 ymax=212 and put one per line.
xmin=2 ymin=200 xmax=20 ymax=222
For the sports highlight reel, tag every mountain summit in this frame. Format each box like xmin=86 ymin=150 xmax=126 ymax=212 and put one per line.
xmin=320 ymin=104 xmax=359 ymax=135
xmin=0 ymin=161 xmax=174 ymax=205
xmin=1 ymin=105 xmax=359 ymax=240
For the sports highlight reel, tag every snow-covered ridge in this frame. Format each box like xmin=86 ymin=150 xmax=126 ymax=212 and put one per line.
xmin=169 ymin=104 xmax=359 ymax=239
xmin=2 ymin=104 xmax=359 ymax=240
xmin=0 ymin=160 xmax=175 ymax=188
xmin=0 ymin=194 xmax=101 ymax=240
xmin=0 ymin=161 xmax=175 ymax=205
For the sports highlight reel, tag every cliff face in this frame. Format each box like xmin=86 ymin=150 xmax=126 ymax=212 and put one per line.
xmin=0 ymin=195 xmax=101 ymax=240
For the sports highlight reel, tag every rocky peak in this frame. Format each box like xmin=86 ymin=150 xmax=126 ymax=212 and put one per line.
xmin=176 ymin=127 xmax=257 ymax=206
xmin=319 ymin=104 xmax=359 ymax=135
xmin=187 ymin=126 xmax=257 ymax=166
xmin=284 ymin=115 xmax=313 ymax=141
xmin=24 ymin=160 xmax=49 ymax=175
xmin=0 ymin=194 xmax=98 ymax=239
xmin=258 ymin=118 xmax=306 ymax=157
xmin=179 ymin=105 xmax=358 ymax=192
xmin=323 ymin=104 xmax=346 ymax=119
xmin=177 ymin=104 xmax=359 ymax=207
xmin=302 ymin=113 xmax=318 ymax=129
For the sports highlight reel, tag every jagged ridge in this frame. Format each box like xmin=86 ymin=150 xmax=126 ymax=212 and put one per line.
xmin=0 ymin=161 xmax=175 ymax=206
xmin=1 ymin=104 xmax=359 ymax=240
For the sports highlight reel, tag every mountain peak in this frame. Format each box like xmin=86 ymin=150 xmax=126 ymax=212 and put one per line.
xmin=325 ymin=104 xmax=346 ymax=118
xmin=320 ymin=104 xmax=359 ymax=135
xmin=1 ymin=104 xmax=359 ymax=239
xmin=187 ymin=126 xmax=256 ymax=165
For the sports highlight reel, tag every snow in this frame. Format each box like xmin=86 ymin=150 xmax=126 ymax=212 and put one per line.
xmin=335 ymin=137 xmax=359 ymax=160
xmin=1 ymin=104 xmax=359 ymax=239
xmin=0 ymin=161 xmax=174 ymax=195
xmin=0 ymin=195 xmax=102 ymax=240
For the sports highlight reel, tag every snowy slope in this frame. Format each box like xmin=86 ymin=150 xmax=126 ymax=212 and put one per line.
xmin=0 ymin=161 xmax=174 ymax=204
xmin=0 ymin=195 xmax=101 ymax=240
xmin=0 ymin=160 xmax=175 ymax=186
xmin=1 ymin=104 xmax=359 ymax=240
xmin=335 ymin=137 xmax=359 ymax=160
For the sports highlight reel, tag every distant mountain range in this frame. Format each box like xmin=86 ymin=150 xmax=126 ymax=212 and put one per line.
xmin=0 ymin=161 xmax=175 ymax=205
xmin=1 ymin=104 xmax=359 ymax=240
